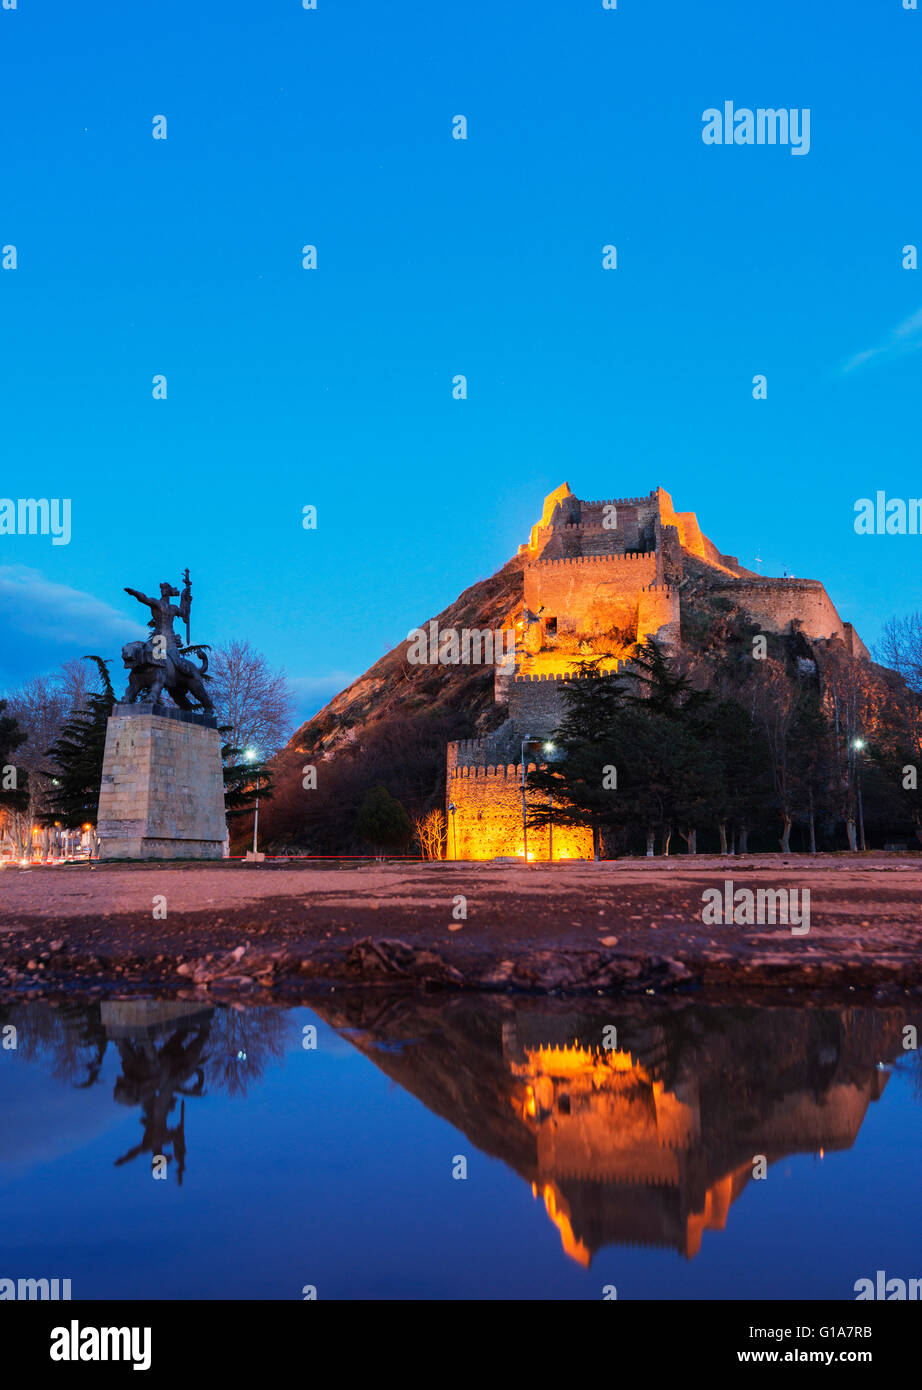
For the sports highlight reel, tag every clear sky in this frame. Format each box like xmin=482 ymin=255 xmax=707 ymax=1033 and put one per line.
xmin=1 ymin=0 xmax=919 ymax=724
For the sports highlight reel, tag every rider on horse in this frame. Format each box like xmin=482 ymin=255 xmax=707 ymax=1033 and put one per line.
xmin=123 ymin=570 xmax=211 ymax=708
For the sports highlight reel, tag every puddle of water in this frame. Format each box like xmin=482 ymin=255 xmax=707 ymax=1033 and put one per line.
xmin=0 ymin=993 xmax=919 ymax=1300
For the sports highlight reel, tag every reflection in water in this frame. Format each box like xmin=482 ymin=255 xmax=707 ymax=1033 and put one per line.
xmin=1 ymin=999 xmax=287 ymax=1184
xmin=310 ymin=994 xmax=916 ymax=1264
xmin=0 ymin=993 xmax=917 ymax=1269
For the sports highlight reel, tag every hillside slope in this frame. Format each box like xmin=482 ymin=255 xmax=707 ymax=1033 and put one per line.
xmin=254 ymin=556 xmax=527 ymax=850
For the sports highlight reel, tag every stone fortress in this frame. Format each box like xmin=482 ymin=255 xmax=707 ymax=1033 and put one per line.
xmin=445 ymin=483 xmax=869 ymax=860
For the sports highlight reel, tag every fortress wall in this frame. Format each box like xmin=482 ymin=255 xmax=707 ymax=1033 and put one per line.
xmin=523 ymin=490 xmax=665 ymax=560
xmin=446 ymin=761 xmax=593 ymax=860
xmin=842 ymin=623 xmax=870 ymax=661
xmin=716 ymin=580 xmax=870 ymax=658
xmin=525 ymin=487 xmax=742 ymax=572
xmin=541 ymin=522 xmax=650 ymax=559
xmin=525 ymin=553 xmax=657 ymax=626
xmin=584 ymin=494 xmax=661 ymax=547
xmin=508 ymin=673 xmax=569 ymax=733
xmin=659 ymin=524 xmax=685 ymax=583
xmin=508 ymin=668 xmax=624 ymax=734
xmin=637 ymin=584 xmax=680 ymax=644
xmin=447 ymin=737 xmax=494 ymax=772
xmin=655 ymin=488 xmax=708 ymax=561
xmin=574 ymin=506 xmax=643 ymax=552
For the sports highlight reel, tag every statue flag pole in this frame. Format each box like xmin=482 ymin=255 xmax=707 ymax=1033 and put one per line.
xmin=183 ymin=567 xmax=191 ymax=646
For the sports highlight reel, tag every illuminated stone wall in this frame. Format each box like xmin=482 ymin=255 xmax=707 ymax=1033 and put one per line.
xmin=636 ymin=584 xmax=680 ymax=646
xmin=521 ymin=485 xmax=744 ymax=573
xmin=525 ymin=553 xmax=658 ymax=632
xmin=446 ymin=760 xmax=593 ymax=861
xmin=520 ymin=487 xmax=660 ymax=559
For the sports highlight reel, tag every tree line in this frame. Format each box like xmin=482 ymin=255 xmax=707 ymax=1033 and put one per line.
xmin=525 ymin=622 xmax=922 ymax=858
xmin=0 ymin=642 xmax=293 ymax=858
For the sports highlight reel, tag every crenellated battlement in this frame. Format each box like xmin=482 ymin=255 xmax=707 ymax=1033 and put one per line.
xmin=449 ymin=737 xmax=490 ymax=758
xmin=513 ymin=665 xmax=624 ymax=683
xmin=715 ymin=577 xmax=824 ymax=591
xmin=581 ymin=492 xmax=658 ymax=508
xmin=527 ymin=551 xmax=653 ymax=569
xmin=450 ymin=762 xmax=539 ymax=780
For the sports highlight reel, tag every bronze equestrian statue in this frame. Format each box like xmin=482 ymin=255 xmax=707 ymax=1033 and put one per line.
xmin=122 ymin=569 xmax=215 ymax=713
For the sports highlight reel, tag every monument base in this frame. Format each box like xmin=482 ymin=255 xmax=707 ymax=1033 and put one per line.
xmin=97 ymin=704 xmax=227 ymax=861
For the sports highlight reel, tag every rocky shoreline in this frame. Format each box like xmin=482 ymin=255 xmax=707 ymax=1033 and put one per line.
xmin=1 ymin=855 xmax=920 ymax=1002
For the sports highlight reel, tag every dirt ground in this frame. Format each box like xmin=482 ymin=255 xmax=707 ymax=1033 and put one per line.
xmin=1 ymin=853 xmax=920 ymax=999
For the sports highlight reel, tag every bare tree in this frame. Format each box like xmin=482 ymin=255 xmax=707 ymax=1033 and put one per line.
xmin=208 ymin=640 xmax=294 ymax=758
xmin=413 ymin=808 xmax=445 ymax=860
xmin=878 ymin=613 xmax=922 ymax=755
xmin=878 ymin=612 xmax=922 ymax=690
xmin=821 ymin=646 xmax=872 ymax=851
xmin=2 ymin=676 xmax=68 ymax=857
xmin=58 ymin=657 xmax=94 ymax=715
xmin=0 ymin=659 xmax=109 ymax=858
xmin=876 ymin=613 xmax=922 ymax=845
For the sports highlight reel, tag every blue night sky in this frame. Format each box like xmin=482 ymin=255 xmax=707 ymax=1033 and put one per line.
xmin=1 ymin=0 xmax=919 ymax=724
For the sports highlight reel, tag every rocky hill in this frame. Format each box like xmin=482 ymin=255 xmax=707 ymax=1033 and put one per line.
xmin=254 ymin=485 xmax=904 ymax=855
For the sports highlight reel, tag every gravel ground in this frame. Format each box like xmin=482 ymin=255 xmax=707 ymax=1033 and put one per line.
xmin=0 ymin=853 xmax=920 ymax=999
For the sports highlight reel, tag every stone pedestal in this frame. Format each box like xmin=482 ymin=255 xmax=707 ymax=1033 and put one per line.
xmin=97 ymin=704 xmax=227 ymax=860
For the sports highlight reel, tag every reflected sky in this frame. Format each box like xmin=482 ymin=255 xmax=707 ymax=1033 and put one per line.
xmin=0 ymin=994 xmax=920 ymax=1300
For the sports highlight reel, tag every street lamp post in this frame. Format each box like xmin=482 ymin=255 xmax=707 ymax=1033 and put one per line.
xmin=520 ymin=736 xmax=533 ymax=861
xmin=853 ymin=738 xmax=866 ymax=851
xmin=448 ymin=801 xmax=457 ymax=861
xmin=521 ymin=736 xmax=556 ymax=862
xmin=246 ymin=749 xmax=260 ymax=856
xmin=544 ymin=742 xmax=555 ymax=862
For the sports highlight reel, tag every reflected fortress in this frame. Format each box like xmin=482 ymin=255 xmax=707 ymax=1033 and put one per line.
xmin=313 ymin=994 xmax=915 ymax=1264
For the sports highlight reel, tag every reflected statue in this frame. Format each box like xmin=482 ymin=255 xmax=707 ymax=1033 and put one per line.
xmin=0 ymin=998 xmax=289 ymax=1184
xmin=111 ymin=1019 xmax=212 ymax=1184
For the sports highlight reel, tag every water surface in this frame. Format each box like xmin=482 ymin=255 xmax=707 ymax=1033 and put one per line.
xmin=1 ymin=992 xmax=919 ymax=1299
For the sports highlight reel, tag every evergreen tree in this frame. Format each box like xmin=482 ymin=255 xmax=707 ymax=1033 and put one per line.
xmin=0 ymin=699 xmax=29 ymax=815
xmin=627 ymin=638 xmax=712 ymax=722
xmin=619 ymin=643 xmax=717 ymax=853
xmin=608 ymin=703 xmax=706 ymax=856
xmin=789 ymin=687 xmax=832 ymax=853
xmin=526 ymin=666 xmax=629 ymax=859
xmin=698 ymin=696 xmax=772 ymax=853
xmin=528 ymin=650 xmax=720 ymax=857
xmin=221 ymin=737 xmax=275 ymax=821
xmin=41 ymin=657 xmax=115 ymax=828
xmin=355 ymin=783 xmax=413 ymax=853
xmin=0 ymin=700 xmax=29 ymax=811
